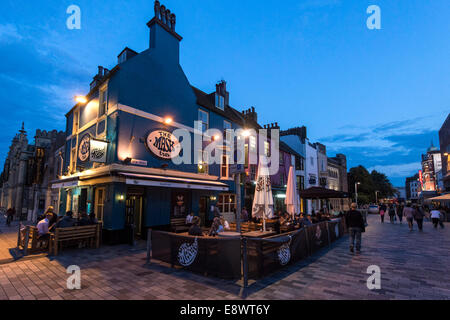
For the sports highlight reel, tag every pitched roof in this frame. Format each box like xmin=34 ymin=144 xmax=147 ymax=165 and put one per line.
xmin=191 ymin=86 xmax=245 ymax=125
xmin=280 ymin=141 xmax=303 ymax=158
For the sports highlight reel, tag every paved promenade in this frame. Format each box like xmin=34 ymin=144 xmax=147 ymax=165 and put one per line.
xmin=0 ymin=214 xmax=448 ymax=300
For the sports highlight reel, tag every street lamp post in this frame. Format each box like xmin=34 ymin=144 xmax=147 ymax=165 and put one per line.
xmin=355 ymin=182 xmax=361 ymax=207
xmin=375 ymin=190 xmax=379 ymax=204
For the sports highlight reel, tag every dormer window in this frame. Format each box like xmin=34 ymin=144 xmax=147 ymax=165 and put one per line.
xmin=215 ymin=93 xmax=225 ymax=110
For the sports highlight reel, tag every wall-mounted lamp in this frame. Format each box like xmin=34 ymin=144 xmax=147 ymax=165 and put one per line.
xmin=242 ymin=129 xmax=251 ymax=137
xmin=75 ymin=95 xmax=87 ymax=104
xmin=164 ymin=117 xmax=173 ymax=125
xmin=210 ymin=196 xmax=217 ymax=201
xmin=117 ymin=194 xmax=125 ymax=201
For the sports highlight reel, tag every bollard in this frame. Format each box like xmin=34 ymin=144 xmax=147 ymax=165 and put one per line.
xmin=146 ymin=228 xmax=152 ymax=264
xmin=23 ymin=226 xmax=30 ymax=256
xmin=304 ymin=226 xmax=311 ymax=256
xmin=242 ymin=237 xmax=248 ymax=289
xmin=17 ymin=222 xmax=22 ymax=248
xmin=326 ymin=222 xmax=331 ymax=247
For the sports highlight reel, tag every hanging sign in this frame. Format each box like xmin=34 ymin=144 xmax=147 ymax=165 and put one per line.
xmin=90 ymin=139 xmax=108 ymax=163
xmin=146 ymin=130 xmax=181 ymax=159
xmin=78 ymin=134 xmax=90 ymax=162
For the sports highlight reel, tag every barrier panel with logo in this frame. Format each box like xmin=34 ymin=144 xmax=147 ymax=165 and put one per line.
xmin=151 ymin=231 xmax=241 ymax=279
xmin=306 ymin=222 xmax=329 ymax=255
xmin=150 ymin=218 xmax=346 ymax=282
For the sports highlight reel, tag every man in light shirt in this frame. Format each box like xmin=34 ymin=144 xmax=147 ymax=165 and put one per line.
xmin=185 ymin=212 xmax=194 ymax=225
xmin=36 ymin=213 xmax=52 ymax=239
xmin=430 ymin=207 xmax=444 ymax=229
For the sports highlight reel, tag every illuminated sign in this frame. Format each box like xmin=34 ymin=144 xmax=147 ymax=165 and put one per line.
xmin=146 ymin=130 xmax=181 ymax=159
xmin=90 ymin=139 xmax=108 ymax=163
xmin=419 ymin=170 xmax=423 ymax=189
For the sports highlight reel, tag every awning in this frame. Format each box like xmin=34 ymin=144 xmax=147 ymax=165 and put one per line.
xmin=119 ymin=172 xmax=229 ymax=191
xmin=299 ymin=187 xmax=349 ymax=199
xmin=51 ymin=178 xmax=79 ymax=189
xmin=424 ymin=194 xmax=450 ymax=202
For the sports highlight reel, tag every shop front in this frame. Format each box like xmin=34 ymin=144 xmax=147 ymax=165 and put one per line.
xmin=53 ymin=164 xmax=229 ymax=244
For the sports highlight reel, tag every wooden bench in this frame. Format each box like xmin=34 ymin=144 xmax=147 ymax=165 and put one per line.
xmin=229 ymin=222 xmax=263 ymax=232
xmin=49 ymin=224 xmax=101 ymax=256
xmin=170 ymin=218 xmax=189 ymax=233
xmin=18 ymin=225 xmax=50 ymax=255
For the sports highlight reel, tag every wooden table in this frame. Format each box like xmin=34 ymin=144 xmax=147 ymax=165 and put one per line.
xmin=218 ymin=231 xmax=241 ymax=238
xmin=242 ymin=231 xmax=276 ymax=238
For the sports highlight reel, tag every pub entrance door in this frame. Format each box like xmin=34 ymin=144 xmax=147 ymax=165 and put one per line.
xmin=125 ymin=194 xmax=143 ymax=242
xmin=199 ymin=196 xmax=208 ymax=227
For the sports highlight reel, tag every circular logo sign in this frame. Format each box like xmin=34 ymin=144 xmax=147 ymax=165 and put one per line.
xmin=78 ymin=134 xmax=90 ymax=162
xmin=146 ymin=130 xmax=181 ymax=159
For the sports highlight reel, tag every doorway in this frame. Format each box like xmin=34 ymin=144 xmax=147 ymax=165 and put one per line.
xmin=125 ymin=195 xmax=143 ymax=238
xmin=79 ymin=188 xmax=88 ymax=215
xmin=199 ymin=196 xmax=208 ymax=227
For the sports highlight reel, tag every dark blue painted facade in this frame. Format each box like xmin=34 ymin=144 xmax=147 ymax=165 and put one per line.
xmin=58 ymin=14 xmax=243 ymax=240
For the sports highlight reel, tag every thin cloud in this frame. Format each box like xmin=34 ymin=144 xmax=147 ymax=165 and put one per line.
xmin=368 ymin=162 xmax=422 ymax=178
xmin=0 ymin=24 xmax=23 ymax=43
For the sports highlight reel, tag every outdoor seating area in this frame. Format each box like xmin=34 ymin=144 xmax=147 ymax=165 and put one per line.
xmin=18 ymin=222 xmax=102 ymax=256
xmin=150 ymin=218 xmax=346 ymax=282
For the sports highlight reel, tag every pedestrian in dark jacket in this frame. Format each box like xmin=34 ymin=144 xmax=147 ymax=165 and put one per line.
xmin=345 ymin=203 xmax=365 ymax=254
xmin=379 ymin=203 xmax=387 ymax=223
xmin=388 ymin=205 xmax=396 ymax=224
xmin=414 ymin=205 xmax=425 ymax=231
xmin=397 ymin=204 xmax=404 ymax=224
xmin=5 ymin=208 xmax=14 ymax=226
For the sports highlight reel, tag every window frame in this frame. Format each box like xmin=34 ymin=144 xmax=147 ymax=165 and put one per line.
xmin=198 ymin=109 xmax=209 ymax=132
xmin=95 ymin=187 xmax=106 ymax=223
xmin=220 ymin=154 xmax=230 ymax=179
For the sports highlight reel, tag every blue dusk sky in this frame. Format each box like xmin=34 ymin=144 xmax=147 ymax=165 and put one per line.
xmin=0 ymin=0 xmax=449 ymax=186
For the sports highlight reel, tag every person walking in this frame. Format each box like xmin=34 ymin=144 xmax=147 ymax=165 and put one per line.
xmin=403 ymin=203 xmax=415 ymax=231
xmin=397 ymin=203 xmax=404 ymax=224
xmin=388 ymin=204 xmax=396 ymax=224
xmin=430 ymin=207 xmax=444 ymax=229
xmin=5 ymin=208 xmax=14 ymax=227
xmin=345 ymin=203 xmax=365 ymax=254
xmin=413 ymin=205 xmax=425 ymax=231
xmin=379 ymin=203 xmax=386 ymax=223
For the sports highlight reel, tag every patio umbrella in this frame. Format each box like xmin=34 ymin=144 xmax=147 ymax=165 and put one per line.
xmin=252 ymin=155 xmax=274 ymax=231
xmin=285 ymin=165 xmax=300 ymax=219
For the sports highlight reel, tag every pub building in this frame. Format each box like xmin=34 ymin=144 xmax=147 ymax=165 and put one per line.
xmin=52 ymin=2 xmax=251 ymax=243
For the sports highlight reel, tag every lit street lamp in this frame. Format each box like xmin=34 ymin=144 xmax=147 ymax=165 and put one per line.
xmin=355 ymin=182 xmax=361 ymax=207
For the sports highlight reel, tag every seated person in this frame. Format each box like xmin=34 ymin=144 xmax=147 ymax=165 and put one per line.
xmin=188 ymin=216 xmax=203 ymax=236
xmin=88 ymin=212 xmax=98 ymax=224
xmin=77 ymin=212 xmax=91 ymax=226
xmin=220 ymin=216 xmax=230 ymax=231
xmin=300 ymin=214 xmax=312 ymax=227
xmin=280 ymin=212 xmax=292 ymax=226
xmin=36 ymin=213 xmax=52 ymax=240
xmin=56 ymin=211 xmax=76 ymax=228
xmin=240 ymin=207 xmax=249 ymax=222
xmin=208 ymin=217 xmax=223 ymax=236
xmin=45 ymin=206 xmax=58 ymax=232
xmin=185 ymin=212 xmax=194 ymax=225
